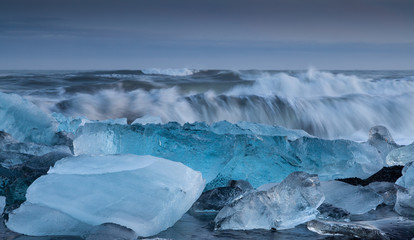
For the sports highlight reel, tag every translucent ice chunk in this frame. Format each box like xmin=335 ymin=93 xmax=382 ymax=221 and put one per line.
xmin=0 ymin=92 xmax=56 ymax=144
xmin=53 ymin=112 xmax=127 ymax=134
xmin=321 ymin=181 xmax=383 ymax=215
xmin=366 ymin=182 xmax=398 ymax=206
xmin=214 ymin=172 xmax=324 ymax=230
xmin=0 ymin=131 xmax=71 ymax=161
xmin=386 ymin=142 xmax=414 ymax=166
xmin=367 ymin=125 xmax=400 ymax=160
xmin=6 ymin=154 xmax=205 ymax=237
xmin=7 ymin=203 xmax=92 ymax=236
xmin=256 ymin=182 xmax=279 ymax=192
xmin=396 ymin=161 xmax=414 ymax=189
xmin=395 ymin=162 xmax=414 ymax=216
xmin=394 ymin=186 xmax=414 ymax=217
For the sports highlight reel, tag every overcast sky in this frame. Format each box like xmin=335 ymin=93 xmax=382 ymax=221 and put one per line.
xmin=0 ymin=0 xmax=413 ymax=70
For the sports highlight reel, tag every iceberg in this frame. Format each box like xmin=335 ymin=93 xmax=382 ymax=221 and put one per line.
xmin=73 ymin=122 xmax=384 ymax=189
xmin=320 ymin=181 xmax=383 ymax=215
xmin=214 ymin=172 xmax=324 ymax=230
xmin=0 ymin=92 xmax=57 ymax=144
xmin=6 ymin=154 xmax=205 ymax=237
xmin=386 ymin=142 xmax=414 ymax=166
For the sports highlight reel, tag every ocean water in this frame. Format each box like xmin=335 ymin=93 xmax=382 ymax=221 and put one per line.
xmin=1 ymin=68 xmax=414 ymax=239
xmin=1 ymin=68 xmax=413 ymax=144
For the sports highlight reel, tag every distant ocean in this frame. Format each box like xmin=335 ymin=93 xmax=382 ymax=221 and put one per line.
xmin=1 ymin=68 xmax=413 ymax=144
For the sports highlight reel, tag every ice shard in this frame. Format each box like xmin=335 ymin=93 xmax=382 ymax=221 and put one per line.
xmin=214 ymin=172 xmax=324 ymax=230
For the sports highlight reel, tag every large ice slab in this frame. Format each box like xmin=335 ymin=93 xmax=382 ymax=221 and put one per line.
xmin=0 ymin=92 xmax=56 ymax=144
xmin=214 ymin=172 xmax=324 ymax=230
xmin=386 ymin=142 xmax=414 ymax=166
xmin=321 ymin=181 xmax=383 ymax=215
xmin=73 ymin=122 xmax=383 ymax=188
xmin=6 ymin=154 xmax=205 ymax=237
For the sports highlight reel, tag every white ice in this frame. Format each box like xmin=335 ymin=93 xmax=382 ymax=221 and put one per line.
xmin=6 ymin=154 xmax=205 ymax=237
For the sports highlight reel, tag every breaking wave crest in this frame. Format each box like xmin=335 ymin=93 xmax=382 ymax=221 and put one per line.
xmin=43 ymin=69 xmax=414 ymax=143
